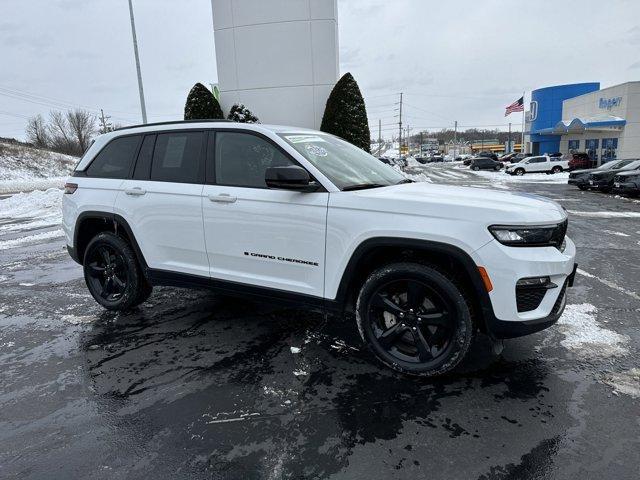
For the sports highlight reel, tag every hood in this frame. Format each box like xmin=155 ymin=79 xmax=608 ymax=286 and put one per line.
xmin=615 ymin=170 xmax=640 ymax=178
xmin=592 ymin=167 xmax=635 ymax=178
xmin=332 ymin=182 xmax=567 ymax=225
xmin=569 ymin=167 xmax=598 ymax=177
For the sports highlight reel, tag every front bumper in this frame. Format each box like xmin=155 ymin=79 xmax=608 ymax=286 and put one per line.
xmin=472 ymin=236 xmax=577 ymax=339
xmin=586 ymin=178 xmax=609 ymax=189
xmin=612 ymin=181 xmax=640 ymax=194
xmin=568 ymin=177 xmax=587 ymax=186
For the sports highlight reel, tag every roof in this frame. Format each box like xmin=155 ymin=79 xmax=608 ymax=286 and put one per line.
xmin=534 ymin=114 xmax=626 ymax=135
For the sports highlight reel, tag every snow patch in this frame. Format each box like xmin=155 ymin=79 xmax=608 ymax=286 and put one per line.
xmin=0 ymin=229 xmax=64 ymax=250
xmin=558 ymin=303 xmax=628 ymax=357
xmin=568 ymin=210 xmax=640 ymax=218
xmin=468 ymin=169 xmax=570 ymax=184
xmin=602 ymin=230 xmax=630 ymax=237
xmin=602 ymin=369 xmax=640 ymax=398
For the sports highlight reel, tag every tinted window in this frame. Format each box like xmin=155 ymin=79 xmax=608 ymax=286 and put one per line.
xmin=529 ymin=157 xmax=546 ymax=163
xmin=133 ymin=135 xmax=155 ymax=180
xmin=86 ymin=135 xmax=140 ymax=178
xmin=215 ymin=132 xmax=295 ymax=188
xmin=151 ymin=132 xmax=204 ymax=183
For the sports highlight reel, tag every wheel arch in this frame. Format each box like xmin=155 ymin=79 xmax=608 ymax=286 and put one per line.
xmin=73 ymin=211 xmax=148 ymax=272
xmin=333 ymin=237 xmax=495 ymax=332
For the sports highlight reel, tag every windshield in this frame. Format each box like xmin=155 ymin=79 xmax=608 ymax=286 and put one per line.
xmin=279 ymin=133 xmax=406 ymax=190
xmin=621 ymin=160 xmax=640 ymax=170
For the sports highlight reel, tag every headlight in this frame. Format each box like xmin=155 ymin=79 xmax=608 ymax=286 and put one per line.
xmin=489 ymin=221 xmax=567 ymax=248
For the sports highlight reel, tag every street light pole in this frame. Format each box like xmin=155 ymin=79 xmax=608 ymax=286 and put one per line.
xmin=128 ymin=0 xmax=147 ymax=124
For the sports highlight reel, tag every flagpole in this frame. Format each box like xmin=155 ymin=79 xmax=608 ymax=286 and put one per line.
xmin=520 ymin=91 xmax=525 ymax=153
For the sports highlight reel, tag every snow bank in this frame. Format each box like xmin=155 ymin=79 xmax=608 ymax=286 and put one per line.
xmin=0 ymin=141 xmax=76 ymax=194
xmin=0 ymin=188 xmax=63 ymax=232
xmin=467 ymin=168 xmax=570 ymax=184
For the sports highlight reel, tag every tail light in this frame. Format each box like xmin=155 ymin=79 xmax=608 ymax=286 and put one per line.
xmin=64 ymin=182 xmax=78 ymax=194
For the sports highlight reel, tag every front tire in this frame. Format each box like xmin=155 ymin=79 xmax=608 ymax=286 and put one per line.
xmin=356 ymin=263 xmax=473 ymax=377
xmin=514 ymin=168 xmax=525 ymax=176
xmin=83 ymin=232 xmax=152 ymax=311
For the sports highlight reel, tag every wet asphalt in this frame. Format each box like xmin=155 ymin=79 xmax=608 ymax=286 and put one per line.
xmin=1 ymin=168 xmax=639 ymax=479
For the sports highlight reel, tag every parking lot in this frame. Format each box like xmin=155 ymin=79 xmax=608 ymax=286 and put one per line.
xmin=1 ymin=166 xmax=639 ymax=479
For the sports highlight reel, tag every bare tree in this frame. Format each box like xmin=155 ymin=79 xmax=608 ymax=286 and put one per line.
xmin=25 ymin=114 xmax=50 ymax=148
xmin=66 ymin=109 xmax=96 ymax=153
xmin=48 ymin=110 xmax=76 ymax=154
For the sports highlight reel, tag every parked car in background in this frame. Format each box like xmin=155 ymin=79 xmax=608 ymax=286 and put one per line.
xmin=463 ymin=157 xmax=473 ymax=166
xmin=505 ymin=155 xmax=569 ymax=175
xmin=430 ymin=155 xmax=444 ymax=163
xmin=499 ymin=153 xmax=517 ymax=163
xmin=567 ymin=152 xmax=594 ymax=171
xmin=510 ymin=153 xmax=533 ymax=163
xmin=586 ymin=159 xmax=640 ymax=192
xmin=568 ymin=159 xmax=635 ymax=190
xmin=413 ymin=156 xmax=428 ymax=164
xmin=469 ymin=157 xmax=503 ymax=171
xmin=476 ymin=151 xmax=499 ymax=161
xmin=613 ymin=170 xmax=640 ymax=196
xmin=546 ymin=152 xmax=563 ymax=158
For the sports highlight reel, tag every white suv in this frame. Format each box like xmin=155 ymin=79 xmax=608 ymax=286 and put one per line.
xmin=62 ymin=121 xmax=577 ymax=376
xmin=506 ymin=155 xmax=569 ymax=175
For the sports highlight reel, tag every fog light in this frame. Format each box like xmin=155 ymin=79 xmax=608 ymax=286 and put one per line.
xmin=516 ymin=276 xmax=555 ymax=289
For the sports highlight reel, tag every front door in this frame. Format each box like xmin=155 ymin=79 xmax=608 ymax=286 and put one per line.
xmin=115 ymin=131 xmax=209 ymax=278
xmin=527 ymin=156 xmax=547 ymax=172
xmin=202 ymin=131 xmax=328 ymax=298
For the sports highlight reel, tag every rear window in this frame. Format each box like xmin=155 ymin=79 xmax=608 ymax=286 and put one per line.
xmin=150 ymin=132 xmax=204 ymax=183
xmin=86 ymin=136 xmax=141 ymax=178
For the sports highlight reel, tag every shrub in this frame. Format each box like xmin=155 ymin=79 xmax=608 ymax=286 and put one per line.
xmin=227 ymin=104 xmax=259 ymax=123
xmin=184 ymin=83 xmax=224 ymax=120
xmin=320 ymin=73 xmax=370 ymax=152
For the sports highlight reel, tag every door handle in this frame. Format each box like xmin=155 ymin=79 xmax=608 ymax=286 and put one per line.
xmin=208 ymin=193 xmax=237 ymax=203
xmin=124 ymin=187 xmax=146 ymax=196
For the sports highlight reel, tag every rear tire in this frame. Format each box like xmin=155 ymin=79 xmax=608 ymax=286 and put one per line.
xmin=472 ymin=166 xmax=480 ymax=171
xmin=578 ymin=185 xmax=587 ymax=191
xmin=551 ymin=166 xmax=562 ymax=174
xmin=355 ymin=262 xmax=473 ymax=377
xmin=83 ymin=232 xmax=152 ymax=311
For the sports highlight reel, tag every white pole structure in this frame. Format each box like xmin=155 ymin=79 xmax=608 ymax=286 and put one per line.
xmin=128 ymin=0 xmax=147 ymax=124
xmin=520 ymin=91 xmax=525 ymax=152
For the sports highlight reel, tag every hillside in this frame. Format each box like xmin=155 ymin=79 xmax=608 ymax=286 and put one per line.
xmin=0 ymin=139 xmax=77 ymax=194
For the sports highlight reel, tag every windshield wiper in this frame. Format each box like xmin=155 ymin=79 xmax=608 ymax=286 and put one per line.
xmin=395 ymin=178 xmax=414 ymax=185
xmin=342 ymin=183 xmax=386 ymax=191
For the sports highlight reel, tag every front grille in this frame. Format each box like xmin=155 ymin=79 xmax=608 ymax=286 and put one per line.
xmin=516 ymin=286 xmax=547 ymax=312
xmin=613 ymin=175 xmax=623 ymax=183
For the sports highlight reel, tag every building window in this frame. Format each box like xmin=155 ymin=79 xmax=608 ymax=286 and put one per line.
xmin=568 ymin=139 xmax=580 ymax=152
xmin=585 ymin=139 xmax=599 ymax=163
xmin=601 ymin=138 xmax=618 ymax=163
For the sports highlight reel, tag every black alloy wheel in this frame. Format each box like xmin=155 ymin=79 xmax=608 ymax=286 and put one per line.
xmin=515 ymin=168 xmax=525 ymax=176
xmin=86 ymin=244 xmax=128 ymax=302
xmin=356 ymin=263 xmax=473 ymax=376
xmin=83 ymin=232 xmax=151 ymax=311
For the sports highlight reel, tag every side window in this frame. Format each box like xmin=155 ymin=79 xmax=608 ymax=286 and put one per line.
xmin=133 ymin=134 xmax=155 ymax=180
xmin=215 ymin=132 xmax=295 ymax=188
xmin=530 ymin=157 xmax=545 ymax=163
xmin=86 ymin=136 xmax=140 ymax=178
xmin=150 ymin=132 xmax=204 ymax=183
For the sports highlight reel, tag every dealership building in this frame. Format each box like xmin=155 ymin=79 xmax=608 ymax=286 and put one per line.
xmin=525 ymin=81 xmax=640 ymax=164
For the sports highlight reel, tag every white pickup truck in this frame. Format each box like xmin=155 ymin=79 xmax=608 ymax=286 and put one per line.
xmin=505 ymin=155 xmax=569 ymax=176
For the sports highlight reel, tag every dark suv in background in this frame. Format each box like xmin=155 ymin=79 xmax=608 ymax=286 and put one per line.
xmin=586 ymin=159 xmax=640 ymax=192
xmin=469 ymin=157 xmax=502 ymax=171
xmin=568 ymin=159 xmax=635 ymax=190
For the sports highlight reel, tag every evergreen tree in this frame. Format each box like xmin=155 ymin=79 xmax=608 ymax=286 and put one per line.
xmin=184 ymin=83 xmax=224 ymax=120
xmin=227 ymin=104 xmax=259 ymax=123
xmin=320 ymin=72 xmax=370 ymax=152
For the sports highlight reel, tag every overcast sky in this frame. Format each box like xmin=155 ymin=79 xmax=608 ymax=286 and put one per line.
xmin=1 ymin=0 xmax=639 ymax=140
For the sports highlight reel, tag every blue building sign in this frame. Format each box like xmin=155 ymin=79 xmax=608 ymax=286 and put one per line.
xmin=599 ymin=97 xmax=622 ymax=110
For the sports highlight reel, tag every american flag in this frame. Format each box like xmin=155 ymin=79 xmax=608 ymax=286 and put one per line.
xmin=505 ymin=96 xmax=524 ymax=116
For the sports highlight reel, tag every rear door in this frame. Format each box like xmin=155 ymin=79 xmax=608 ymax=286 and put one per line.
xmin=201 ymin=130 xmax=328 ymax=297
xmin=527 ymin=156 xmax=547 ymax=172
xmin=115 ymin=130 xmax=209 ymax=278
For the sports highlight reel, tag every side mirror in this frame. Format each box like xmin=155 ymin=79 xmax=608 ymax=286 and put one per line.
xmin=265 ymin=166 xmax=319 ymax=192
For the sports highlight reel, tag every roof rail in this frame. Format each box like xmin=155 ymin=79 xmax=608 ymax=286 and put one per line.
xmin=114 ymin=119 xmax=233 ymax=132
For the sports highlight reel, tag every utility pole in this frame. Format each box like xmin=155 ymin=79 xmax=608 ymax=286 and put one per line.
xmin=398 ymin=92 xmax=403 ymax=154
xmin=454 ymin=120 xmax=458 ymax=156
xmin=508 ymin=122 xmax=512 ymax=153
xmin=378 ymin=119 xmax=382 ymax=146
xmin=406 ymin=125 xmax=411 ymax=154
xmin=99 ymin=109 xmax=112 ymax=133
xmin=128 ymin=0 xmax=147 ymax=124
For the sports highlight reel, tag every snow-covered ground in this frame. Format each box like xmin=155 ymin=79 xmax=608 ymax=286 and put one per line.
xmin=0 ymin=140 xmax=76 ymax=194
xmin=462 ymin=166 xmax=570 ymax=184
